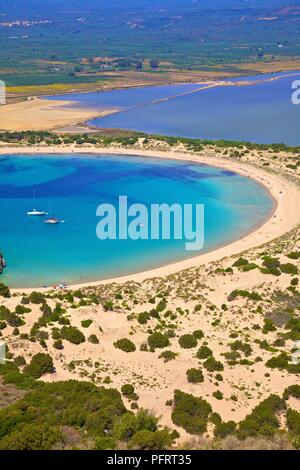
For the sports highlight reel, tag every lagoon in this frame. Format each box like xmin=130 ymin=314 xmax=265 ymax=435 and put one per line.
xmin=47 ymin=71 xmax=300 ymax=145
xmin=0 ymin=154 xmax=274 ymax=288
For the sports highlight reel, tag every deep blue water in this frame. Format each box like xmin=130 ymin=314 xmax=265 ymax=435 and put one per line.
xmin=0 ymin=154 xmax=274 ymax=287
xmin=47 ymin=72 xmax=300 ymax=145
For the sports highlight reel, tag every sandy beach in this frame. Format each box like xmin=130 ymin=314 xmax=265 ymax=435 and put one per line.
xmin=0 ymin=145 xmax=299 ymax=291
xmin=0 ymin=97 xmax=117 ymax=131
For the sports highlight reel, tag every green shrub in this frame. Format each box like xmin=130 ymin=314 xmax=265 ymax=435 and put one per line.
xmin=212 ymin=390 xmax=223 ymax=400
xmin=0 ymin=423 xmax=62 ymax=450
xmin=287 ymin=252 xmax=300 ymax=260
xmin=147 ymin=332 xmax=169 ymax=350
xmin=283 ymin=385 xmax=300 ymax=400
xmin=114 ymin=409 xmax=158 ymax=441
xmin=232 ymin=258 xmax=249 ymax=267
xmin=286 ymin=409 xmax=300 ymax=436
xmin=237 ymin=394 xmax=286 ymax=439
xmin=158 ymin=350 xmax=177 ymax=362
xmin=138 ymin=312 xmax=150 ymax=325
xmin=210 ymin=412 xmax=222 ymax=425
xmin=196 ymin=345 xmax=212 ymax=359
xmin=193 ymin=330 xmax=204 ymax=340
xmin=28 ymin=292 xmax=45 ymax=304
xmin=214 ymin=420 xmax=236 ymax=438
xmin=40 ymin=303 xmax=52 ymax=317
xmin=15 ymin=305 xmax=31 ymax=315
xmin=241 ymin=263 xmax=258 ymax=272
xmin=121 ymin=384 xmax=135 ymax=397
xmin=203 ymin=356 xmax=224 ymax=372
xmin=171 ymin=390 xmax=212 ymax=435
xmin=261 ymin=267 xmax=281 ymax=276
xmin=186 ymin=368 xmax=204 ymax=383
xmin=280 ymin=263 xmax=298 ymax=275
xmin=266 ymin=352 xmax=289 ymax=370
xmin=262 ymin=256 xmax=280 ymax=270
xmin=262 ymin=318 xmax=276 ymax=334
xmin=229 ymin=340 xmax=252 ymax=357
xmin=0 ymin=380 xmax=126 ymax=445
xmin=94 ymin=436 xmax=117 ymax=450
xmin=13 ymin=356 xmax=26 ymax=367
xmin=156 ymin=299 xmax=167 ymax=312
xmin=81 ymin=319 xmax=93 ymax=328
xmin=114 ymin=338 xmax=136 ymax=353
xmin=23 ymin=353 xmax=54 ymax=379
xmin=61 ymin=326 xmax=85 ymax=345
xmin=0 ymin=283 xmax=10 ymax=298
xmin=178 ymin=334 xmax=197 ymax=349
xmin=88 ymin=334 xmax=99 ymax=344
xmin=128 ymin=429 xmax=177 ymax=450
xmin=53 ymin=339 xmax=63 ymax=350
xmin=228 ymin=290 xmax=262 ymax=302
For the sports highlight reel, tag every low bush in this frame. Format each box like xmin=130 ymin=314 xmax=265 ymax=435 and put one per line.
xmin=228 ymin=290 xmax=262 ymax=302
xmin=212 ymin=390 xmax=223 ymax=400
xmin=121 ymin=384 xmax=135 ymax=397
xmin=128 ymin=429 xmax=177 ymax=450
xmin=232 ymin=258 xmax=249 ymax=267
xmin=171 ymin=390 xmax=212 ymax=435
xmin=178 ymin=334 xmax=197 ymax=349
xmin=283 ymin=385 xmax=300 ymax=400
xmin=158 ymin=350 xmax=177 ymax=362
xmin=61 ymin=326 xmax=85 ymax=345
xmin=0 ymin=283 xmax=10 ymax=298
xmin=53 ymin=339 xmax=63 ymax=350
xmin=203 ymin=356 xmax=224 ymax=372
xmin=28 ymin=292 xmax=45 ymax=304
xmin=262 ymin=318 xmax=276 ymax=334
xmin=286 ymin=409 xmax=300 ymax=436
xmin=266 ymin=352 xmax=289 ymax=370
xmin=23 ymin=353 xmax=54 ymax=379
xmin=280 ymin=263 xmax=298 ymax=275
xmin=196 ymin=345 xmax=212 ymax=359
xmin=237 ymin=394 xmax=286 ymax=439
xmin=147 ymin=332 xmax=170 ymax=350
xmin=138 ymin=312 xmax=150 ymax=325
xmin=186 ymin=368 xmax=204 ymax=383
xmin=88 ymin=334 xmax=99 ymax=344
xmin=214 ymin=420 xmax=236 ymax=438
xmin=94 ymin=436 xmax=117 ymax=450
xmin=114 ymin=338 xmax=136 ymax=353
xmin=193 ymin=330 xmax=204 ymax=340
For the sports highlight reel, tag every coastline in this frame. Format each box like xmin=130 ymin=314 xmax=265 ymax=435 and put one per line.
xmin=1 ymin=145 xmax=300 ymax=292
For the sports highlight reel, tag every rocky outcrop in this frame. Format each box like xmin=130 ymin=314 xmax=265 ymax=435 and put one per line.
xmin=0 ymin=252 xmax=6 ymax=274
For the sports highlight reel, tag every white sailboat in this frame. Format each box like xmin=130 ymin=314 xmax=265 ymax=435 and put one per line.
xmin=27 ymin=190 xmax=47 ymax=216
xmin=44 ymin=203 xmax=64 ymax=225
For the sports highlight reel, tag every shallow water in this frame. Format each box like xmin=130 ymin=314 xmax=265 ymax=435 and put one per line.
xmin=0 ymin=154 xmax=274 ymax=287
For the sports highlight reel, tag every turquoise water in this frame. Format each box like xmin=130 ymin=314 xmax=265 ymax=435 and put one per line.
xmin=0 ymin=154 xmax=274 ymax=288
xmin=47 ymin=72 xmax=300 ymax=145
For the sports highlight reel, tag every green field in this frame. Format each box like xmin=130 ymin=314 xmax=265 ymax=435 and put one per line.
xmin=0 ymin=0 xmax=300 ymax=87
